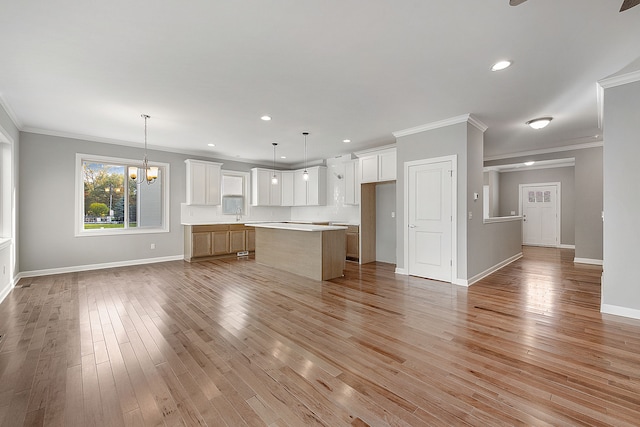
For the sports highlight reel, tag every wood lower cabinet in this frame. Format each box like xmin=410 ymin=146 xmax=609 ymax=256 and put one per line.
xmin=345 ymin=225 xmax=360 ymax=261
xmin=246 ymin=228 xmax=256 ymax=252
xmin=229 ymin=224 xmax=247 ymax=253
xmin=192 ymin=232 xmax=213 ymax=258
xmin=184 ymin=224 xmax=255 ymax=261
xmin=212 ymin=230 xmax=230 ymax=255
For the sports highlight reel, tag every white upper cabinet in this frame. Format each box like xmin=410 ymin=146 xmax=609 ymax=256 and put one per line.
xmin=357 ymin=146 xmax=396 ymax=183
xmin=344 ymin=160 xmax=360 ymax=205
xmin=281 ymin=171 xmax=295 ymax=206
xmin=185 ymin=159 xmax=223 ymax=205
xmin=293 ymin=166 xmax=327 ymax=206
xmin=251 ymin=168 xmax=282 ymax=206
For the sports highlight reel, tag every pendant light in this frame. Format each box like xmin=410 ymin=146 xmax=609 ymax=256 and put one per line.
xmin=128 ymin=114 xmax=158 ymax=184
xmin=271 ymin=142 xmax=278 ymax=185
xmin=302 ymin=132 xmax=309 ymax=181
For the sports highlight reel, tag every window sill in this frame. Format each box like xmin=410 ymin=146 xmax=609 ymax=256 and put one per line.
xmin=75 ymin=227 xmax=169 ymax=237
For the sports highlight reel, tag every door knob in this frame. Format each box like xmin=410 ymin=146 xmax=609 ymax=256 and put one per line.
xmin=409 ymin=224 xmax=417 ymax=228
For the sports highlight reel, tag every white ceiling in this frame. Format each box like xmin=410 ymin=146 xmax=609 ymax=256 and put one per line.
xmin=1 ymin=1 xmax=639 ymax=166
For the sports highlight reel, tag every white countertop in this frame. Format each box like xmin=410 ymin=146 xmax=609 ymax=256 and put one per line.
xmin=249 ymin=222 xmax=348 ymax=232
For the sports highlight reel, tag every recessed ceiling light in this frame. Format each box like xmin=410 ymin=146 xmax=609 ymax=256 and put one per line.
xmin=343 ymin=139 xmax=351 ymax=143
xmin=207 ymin=143 xmax=215 ymax=147
xmin=524 ymin=161 xmax=535 ymax=166
xmin=526 ymin=117 xmax=553 ymax=129
xmin=491 ymin=60 xmax=512 ymax=71
xmin=261 ymin=115 xmax=272 ymax=121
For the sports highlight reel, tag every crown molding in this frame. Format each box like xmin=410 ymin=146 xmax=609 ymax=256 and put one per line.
xmin=489 ymin=159 xmax=576 ymax=173
xmin=392 ymin=113 xmax=487 ymax=138
xmin=353 ymin=143 xmax=397 ymax=157
xmin=598 ymin=69 xmax=640 ymax=89
xmin=20 ymin=126 xmax=268 ymax=165
xmin=0 ymin=93 xmax=23 ymax=129
xmin=484 ymin=140 xmax=603 ymax=162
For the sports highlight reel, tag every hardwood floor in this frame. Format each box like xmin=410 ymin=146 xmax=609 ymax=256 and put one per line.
xmin=0 ymin=246 xmax=639 ymax=426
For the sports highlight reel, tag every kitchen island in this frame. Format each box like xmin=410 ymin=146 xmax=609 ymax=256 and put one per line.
xmin=250 ymin=222 xmax=347 ymax=281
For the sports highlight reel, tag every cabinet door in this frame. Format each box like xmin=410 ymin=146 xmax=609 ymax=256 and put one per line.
xmin=246 ymin=228 xmax=256 ymax=251
xmin=192 ymin=232 xmax=212 ymax=257
xmin=253 ymin=169 xmax=271 ymax=206
xmin=378 ymin=150 xmax=396 ymax=181
xmin=306 ymin=167 xmax=320 ymax=205
xmin=252 ymin=169 xmax=281 ymax=206
xmin=281 ymin=171 xmax=294 ymax=206
xmin=205 ymin=163 xmax=221 ymax=204
xmin=211 ymin=231 xmax=230 ymax=255
xmin=346 ymin=231 xmax=359 ymax=260
xmin=270 ymin=171 xmax=282 ymax=205
xmin=293 ymin=170 xmax=307 ymax=206
xmin=187 ymin=161 xmax=207 ymax=205
xmin=360 ymin=155 xmax=378 ymax=183
xmin=229 ymin=230 xmax=246 ymax=252
xmin=344 ymin=160 xmax=360 ymax=205
xmin=186 ymin=160 xmax=222 ymax=205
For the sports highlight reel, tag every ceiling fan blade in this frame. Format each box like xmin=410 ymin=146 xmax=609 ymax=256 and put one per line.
xmin=509 ymin=0 xmax=528 ymax=5
xmin=620 ymin=0 xmax=640 ymax=11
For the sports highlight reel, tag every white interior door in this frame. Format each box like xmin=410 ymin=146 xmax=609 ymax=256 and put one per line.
xmin=408 ymin=160 xmax=453 ymax=282
xmin=521 ymin=184 xmax=559 ymax=247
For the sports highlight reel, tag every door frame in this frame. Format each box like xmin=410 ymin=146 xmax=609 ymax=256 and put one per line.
xmin=518 ymin=182 xmax=561 ymax=247
xmin=403 ymin=155 xmax=458 ymax=283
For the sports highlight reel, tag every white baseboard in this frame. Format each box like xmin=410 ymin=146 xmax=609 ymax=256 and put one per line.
xmin=452 ymin=278 xmax=469 ymax=287
xmin=559 ymin=244 xmax=576 ymax=249
xmin=395 ymin=267 xmax=408 ymax=275
xmin=467 ymin=252 xmax=524 ymax=286
xmin=574 ymin=257 xmax=603 ymax=266
xmin=601 ymin=304 xmax=640 ymax=320
xmin=16 ymin=255 xmax=184 ymax=280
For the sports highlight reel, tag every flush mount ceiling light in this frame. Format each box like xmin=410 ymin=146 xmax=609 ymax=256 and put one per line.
xmin=302 ymin=132 xmax=309 ymax=181
xmin=271 ymin=142 xmax=278 ymax=185
xmin=343 ymin=139 xmax=351 ymax=143
xmin=128 ymin=114 xmax=158 ymax=185
xmin=491 ymin=60 xmax=512 ymax=71
xmin=526 ymin=117 xmax=553 ymax=129
xmin=207 ymin=143 xmax=215 ymax=147
xmin=261 ymin=115 xmax=272 ymax=121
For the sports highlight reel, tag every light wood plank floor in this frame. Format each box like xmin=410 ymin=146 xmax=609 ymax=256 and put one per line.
xmin=1 ymin=247 xmax=639 ymax=426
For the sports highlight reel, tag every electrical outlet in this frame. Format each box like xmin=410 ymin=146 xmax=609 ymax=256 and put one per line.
xmin=150 ymin=243 xmax=155 ymax=250
xmin=391 ymin=211 xmax=395 ymax=218
xmin=468 ymin=211 xmax=473 ymax=220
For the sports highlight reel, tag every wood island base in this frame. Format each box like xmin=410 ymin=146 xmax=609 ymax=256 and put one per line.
xmin=252 ymin=223 xmax=346 ymax=281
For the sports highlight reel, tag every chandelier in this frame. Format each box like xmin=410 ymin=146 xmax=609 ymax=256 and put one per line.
xmin=128 ymin=114 xmax=158 ymax=184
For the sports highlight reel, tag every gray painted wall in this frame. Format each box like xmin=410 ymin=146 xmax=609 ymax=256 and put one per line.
xmin=485 ymin=147 xmax=602 ymax=260
xmin=18 ymin=132 xmax=253 ymax=272
xmin=396 ymin=122 xmax=469 ymax=279
xmin=376 ymin=182 xmax=396 ymax=263
xmin=498 ymin=167 xmax=575 ymax=245
xmin=396 ymin=120 xmax=522 ymax=282
xmin=574 ymin=148 xmax=603 ymax=261
xmin=603 ymin=80 xmax=640 ymax=312
xmin=465 ymin=125 xmax=522 ymax=280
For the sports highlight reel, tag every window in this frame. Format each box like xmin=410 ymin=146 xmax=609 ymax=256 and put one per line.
xmin=75 ymin=154 xmax=169 ymax=236
xmin=221 ymin=171 xmax=249 ymax=216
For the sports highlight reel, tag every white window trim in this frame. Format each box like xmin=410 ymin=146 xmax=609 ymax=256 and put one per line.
xmin=221 ymin=170 xmax=250 ymax=216
xmin=75 ymin=153 xmax=170 ymax=237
